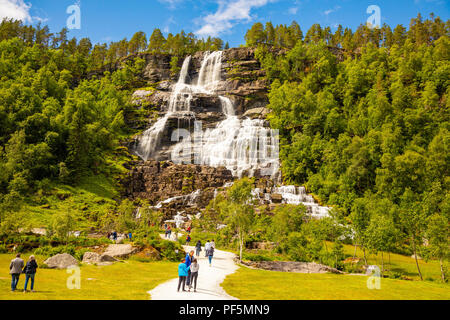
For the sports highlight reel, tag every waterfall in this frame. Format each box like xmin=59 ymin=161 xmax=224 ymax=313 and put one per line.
xmin=271 ymin=186 xmax=331 ymax=219
xmin=134 ymin=51 xmax=280 ymax=178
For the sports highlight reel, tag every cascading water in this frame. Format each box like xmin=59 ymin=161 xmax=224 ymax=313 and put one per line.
xmin=272 ymin=186 xmax=331 ymax=219
xmin=135 ymin=50 xmax=280 ymax=178
xmin=134 ymin=50 xmax=331 ymax=220
xmin=134 ymin=55 xmax=193 ymax=160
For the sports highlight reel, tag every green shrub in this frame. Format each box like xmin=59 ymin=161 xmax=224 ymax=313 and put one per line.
xmin=0 ymin=244 xmax=8 ymax=253
xmin=74 ymin=248 xmax=89 ymax=261
xmin=242 ymin=252 xmax=273 ymax=262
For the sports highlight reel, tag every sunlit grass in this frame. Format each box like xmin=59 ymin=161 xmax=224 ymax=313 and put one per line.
xmin=0 ymin=254 xmax=178 ymax=300
xmin=222 ymin=266 xmax=450 ymax=300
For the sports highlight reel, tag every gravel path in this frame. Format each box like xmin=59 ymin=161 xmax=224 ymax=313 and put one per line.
xmin=148 ymin=239 xmax=239 ymax=300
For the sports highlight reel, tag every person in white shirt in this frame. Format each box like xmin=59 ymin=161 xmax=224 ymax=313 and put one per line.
xmin=188 ymin=259 xmax=199 ymax=292
xmin=204 ymin=240 xmax=211 ymax=257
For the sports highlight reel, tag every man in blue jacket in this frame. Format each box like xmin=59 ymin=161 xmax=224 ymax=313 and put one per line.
xmin=185 ymin=250 xmax=194 ymax=287
xmin=177 ymin=258 xmax=189 ymax=292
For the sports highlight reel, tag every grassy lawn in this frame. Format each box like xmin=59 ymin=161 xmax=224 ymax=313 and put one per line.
xmin=222 ymin=266 xmax=450 ymax=300
xmin=339 ymin=242 xmax=447 ymax=281
xmin=0 ymin=254 xmax=178 ymax=300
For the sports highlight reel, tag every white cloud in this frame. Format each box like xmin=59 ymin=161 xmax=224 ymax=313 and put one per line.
xmin=195 ymin=0 xmax=274 ymax=37
xmin=0 ymin=0 xmax=32 ymax=22
xmin=324 ymin=5 xmax=341 ymax=16
xmin=158 ymin=0 xmax=184 ymax=10
xmin=288 ymin=7 xmax=298 ymax=15
xmin=163 ymin=16 xmax=176 ymax=33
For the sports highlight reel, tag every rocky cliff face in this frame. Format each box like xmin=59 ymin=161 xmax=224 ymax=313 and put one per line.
xmin=122 ymin=160 xmax=234 ymax=217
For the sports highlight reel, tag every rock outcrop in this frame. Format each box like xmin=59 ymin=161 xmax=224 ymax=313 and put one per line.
xmin=123 ymin=160 xmax=233 ymax=207
xmin=242 ymin=261 xmax=344 ymax=274
xmin=82 ymin=252 xmax=119 ymax=265
xmin=103 ymin=244 xmax=138 ymax=259
xmin=44 ymin=253 xmax=78 ymax=269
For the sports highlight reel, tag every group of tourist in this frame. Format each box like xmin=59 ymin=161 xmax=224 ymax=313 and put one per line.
xmin=106 ymin=231 xmax=133 ymax=242
xmin=164 ymin=224 xmax=172 ymax=239
xmin=177 ymin=239 xmax=215 ymax=293
xmin=9 ymin=253 xmax=38 ymax=293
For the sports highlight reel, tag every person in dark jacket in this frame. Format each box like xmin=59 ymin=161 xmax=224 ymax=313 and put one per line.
xmin=23 ymin=255 xmax=38 ymax=292
xmin=9 ymin=253 xmax=24 ymax=292
xmin=195 ymin=240 xmax=202 ymax=257
xmin=185 ymin=234 xmax=191 ymax=245
xmin=185 ymin=250 xmax=194 ymax=287
xmin=206 ymin=246 xmax=214 ymax=267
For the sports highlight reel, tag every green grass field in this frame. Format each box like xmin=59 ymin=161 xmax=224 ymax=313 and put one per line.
xmin=222 ymin=266 xmax=450 ymax=300
xmin=0 ymin=254 xmax=178 ymax=300
xmin=339 ymin=242 xmax=446 ymax=281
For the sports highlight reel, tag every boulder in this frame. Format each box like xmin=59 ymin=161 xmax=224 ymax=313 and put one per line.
xmin=82 ymin=252 xmax=119 ymax=265
xmin=44 ymin=253 xmax=78 ymax=269
xmin=100 ymin=254 xmax=118 ymax=262
xmin=82 ymin=252 xmax=100 ymax=264
xmin=134 ymin=247 xmax=161 ymax=260
xmin=103 ymin=244 xmax=138 ymax=259
xmin=243 ymin=107 xmax=269 ymax=119
xmin=271 ymin=193 xmax=283 ymax=203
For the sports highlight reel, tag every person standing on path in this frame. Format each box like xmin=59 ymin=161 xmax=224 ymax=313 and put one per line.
xmin=185 ymin=234 xmax=191 ymax=246
xmin=195 ymin=240 xmax=202 ymax=257
xmin=189 ymin=258 xmax=199 ymax=292
xmin=185 ymin=250 xmax=194 ymax=287
xmin=177 ymin=258 xmax=189 ymax=292
xmin=23 ymin=255 xmax=38 ymax=293
xmin=9 ymin=253 xmax=24 ymax=292
xmin=204 ymin=240 xmax=211 ymax=257
xmin=206 ymin=246 xmax=215 ymax=267
xmin=211 ymin=240 xmax=215 ymax=249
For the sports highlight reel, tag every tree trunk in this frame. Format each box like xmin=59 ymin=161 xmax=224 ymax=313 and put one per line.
xmin=412 ymin=235 xmax=423 ymax=281
xmin=381 ymin=252 xmax=384 ymax=277
xmin=238 ymin=227 xmax=243 ymax=263
xmin=439 ymin=258 xmax=445 ymax=283
xmin=388 ymin=252 xmax=391 ymax=274
xmin=353 ymin=243 xmax=357 ymax=260
xmin=362 ymin=246 xmax=368 ymax=266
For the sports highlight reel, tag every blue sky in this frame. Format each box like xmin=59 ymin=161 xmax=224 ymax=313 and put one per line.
xmin=1 ymin=0 xmax=448 ymax=47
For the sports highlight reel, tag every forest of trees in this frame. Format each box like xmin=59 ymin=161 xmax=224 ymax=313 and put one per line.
xmin=245 ymin=14 xmax=449 ymax=280
xmin=0 ymin=19 xmax=226 ymax=73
